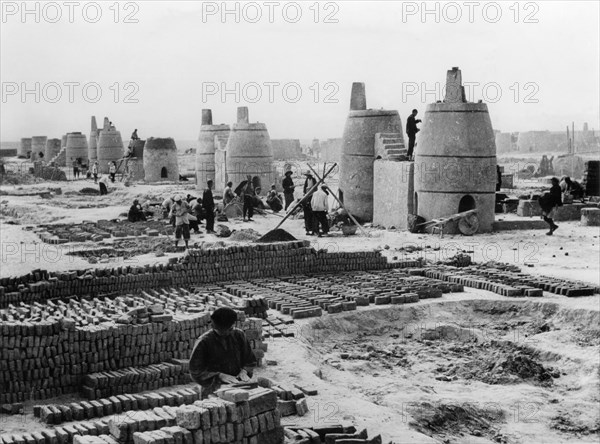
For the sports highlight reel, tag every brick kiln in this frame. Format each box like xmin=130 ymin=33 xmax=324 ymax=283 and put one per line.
xmin=414 ymin=67 xmax=497 ymax=233
xmin=196 ymin=109 xmax=230 ymax=191
xmin=143 ymin=137 xmax=179 ymax=182
xmin=339 ymin=82 xmax=403 ymax=222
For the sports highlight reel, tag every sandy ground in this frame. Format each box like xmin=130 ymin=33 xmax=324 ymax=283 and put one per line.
xmin=1 ymin=164 xmax=599 ymax=443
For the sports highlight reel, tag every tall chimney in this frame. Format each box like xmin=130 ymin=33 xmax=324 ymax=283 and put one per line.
xmin=350 ymin=82 xmax=367 ymax=110
xmin=202 ymin=109 xmax=213 ymax=126
xmin=237 ymin=107 xmax=249 ymax=124
xmin=91 ymin=116 xmax=97 ymax=133
xmin=444 ymin=67 xmax=465 ymax=103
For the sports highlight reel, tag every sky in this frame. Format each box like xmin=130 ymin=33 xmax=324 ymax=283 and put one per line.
xmin=1 ymin=0 xmax=599 ymax=143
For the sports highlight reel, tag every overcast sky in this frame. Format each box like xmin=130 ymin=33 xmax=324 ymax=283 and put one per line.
xmin=1 ymin=1 xmax=599 ymax=142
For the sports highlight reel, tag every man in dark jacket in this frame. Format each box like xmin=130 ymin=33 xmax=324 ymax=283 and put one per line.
xmin=203 ymin=180 xmax=216 ymax=233
xmin=241 ymin=175 xmax=255 ymax=222
xmin=282 ymin=170 xmax=295 ymax=210
xmin=128 ymin=199 xmax=146 ymax=222
xmin=539 ymin=177 xmax=562 ymax=235
xmin=189 ymin=307 xmax=257 ymax=399
xmin=302 ymin=171 xmax=317 ymax=235
xmin=406 ymin=109 xmax=421 ymax=160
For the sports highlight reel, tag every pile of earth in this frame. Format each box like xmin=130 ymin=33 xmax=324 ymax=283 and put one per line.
xmin=407 ymin=401 xmax=509 ymax=444
xmin=230 ymin=228 xmax=262 ymax=242
xmin=443 ymin=342 xmax=560 ymax=387
xmin=255 ymin=228 xmax=297 ymax=243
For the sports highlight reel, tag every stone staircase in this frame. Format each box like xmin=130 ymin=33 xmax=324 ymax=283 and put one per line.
xmin=374 ymin=132 xmax=407 ymax=161
xmin=49 ymin=146 xmax=67 ymax=167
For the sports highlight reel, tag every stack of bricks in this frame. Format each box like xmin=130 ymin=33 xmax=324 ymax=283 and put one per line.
xmin=0 ymin=304 xmax=264 ymax=404
xmin=0 ymin=241 xmax=405 ymax=307
xmin=35 ymin=220 xmax=174 ymax=244
xmin=171 ymin=387 xmax=283 ymax=444
xmin=284 ymin=425 xmax=382 ymax=443
xmin=35 ymin=388 xmax=200 ymax=425
xmin=423 ymin=264 xmax=599 ymax=297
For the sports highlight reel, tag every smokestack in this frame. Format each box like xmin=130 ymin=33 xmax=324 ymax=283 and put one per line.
xmin=350 ymin=82 xmax=367 ymax=110
xmin=202 ymin=109 xmax=213 ymax=126
xmin=91 ymin=116 xmax=97 ymax=133
xmin=237 ymin=107 xmax=249 ymax=124
xmin=444 ymin=67 xmax=465 ymax=103
xmin=103 ymin=117 xmax=110 ymax=130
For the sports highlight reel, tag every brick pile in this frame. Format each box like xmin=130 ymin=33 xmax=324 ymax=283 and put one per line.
xmin=35 ymin=388 xmax=200 ymax=425
xmin=422 ymin=264 xmax=599 ymax=297
xmin=0 ymin=241 xmax=399 ymax=307
xmin=0 ymin=306 xmax=264 ymax=404
xmin=284 ymin=425 xmax=382 ymax=443
xmin=35 ymin=220 xmax=174 ymax=245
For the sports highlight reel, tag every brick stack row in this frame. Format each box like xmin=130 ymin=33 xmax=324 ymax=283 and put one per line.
xmin=0 ymin=241 xmax=400 ymax=307
xmin=0 ymin=309 xmax=263 ymax=404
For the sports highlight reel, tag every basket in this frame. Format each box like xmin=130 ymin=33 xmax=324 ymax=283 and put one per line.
xmin=341 ymin=225 xmax=357 ymax=236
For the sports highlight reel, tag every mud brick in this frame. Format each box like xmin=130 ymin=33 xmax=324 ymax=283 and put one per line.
xmin=254 ymin=428 xmax=285 ymax=444
xmin=62 ymin=425 xmax=80 ymax=440
xmin=295 ymin=398 xmax=309 ymax=416
xmin=40 ymin=405 xmax=57 ymax=424
xmin=341 ymin=301 xmax=357 ymax=311
xmin=90 ymin=400 xmax=105 ymax=417
xmin=31 ymin=432 xmax=47 ymax=444
xmin=54 ymin=428 xmax=69 ymax=444
xmin=132 ymin=433 xmax=151 ymax=444
xmin=326 ymin=303 xmax=344 ymax=314
xmin=374 ymin=295 xmax=391 ymax=305
xmin=175 ymin=405 xmax=201 ymax=430
xmin=525 ymin=288 xmax=543 ymax=297
xmin=146 ymin=393 xmax=164 ymax=409
xmin=293 ymin=384 xmax=318 ymax=396
xmin=215 ymin=388 xmax=249 ymax=403
xmin=209 ymin=426 xmax=220 ymax=443
xmin=108 ymin=416 xmax=131 ymax=442
xmin=70 ymin=403 xmax=85 ymax=420
xmin=153 ymin=431 xmax=173 ymax=444
xmin=247 ymin=388 xmax=278 ymax=417
xmin=108 ymin=397 xmax=122 ymax=414
xmin=249 ymin=417 xmax=259 ymax=435
xmin=404 ymin=293 xmax=419 ymax=303
xmin=98 ymin=436 xmax=120 ymax=444
xmin=11 ymin=436 xmax=26 ymax=444
xmin=117 ymin=396 xmax=131 ymax=411
xmin=73 ymin=424 xmax=90 ymax=436
xmin=100 ymin=398 xmax=114 ymax=416
xmin=134 ymin=395 xmax=149 ymax=410
xmin=291 ymin=307 xmax=322 ymax=319
xmin=40 ymin=431 xmax=57 ymax=444
xmin=95 ymin=421 xmax=110 ymax=436
xmin=153 ymin=407 xmax=175 ymax=427
xmin=158 ymin=428 xmax=182 ymax=444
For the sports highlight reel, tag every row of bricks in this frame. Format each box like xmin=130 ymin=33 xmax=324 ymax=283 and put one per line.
xmin=36 ymin=388 xmax=200 ymax=425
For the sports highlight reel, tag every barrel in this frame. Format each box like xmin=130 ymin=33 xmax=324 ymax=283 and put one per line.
xmin=31 ymin=136 xmax=47 ymax=161
xmin=225 ymin=107 xmax=274 ymax=194
xmin=414 ymin=101 xmax=497 ymax=233
xmin=143 ymin=137 xmax=179 ymax=182
xmin=19 ymin=138 xmax=32 ymax=158
xmin=196 ymin=109 xmax=230 ymax=190
xmin=45 ymin=138 xmax=61 ymax=161
xmin=339 ymin=109 xmax=402 ymax=222
xmin=97 ymin=129 xmax=124 ymax=173
xmin=66 ymin=133 xmax=88 ymax=165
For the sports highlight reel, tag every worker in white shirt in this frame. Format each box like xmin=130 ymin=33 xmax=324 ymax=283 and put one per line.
xmin=311 ymin=185 xmax=330 ymax=237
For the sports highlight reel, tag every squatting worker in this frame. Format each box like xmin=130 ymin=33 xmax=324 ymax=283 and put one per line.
xmin=189 ymin=307 xmax=257 ymax=399
xmin=406 ymin=109 xmax=421 ymax=160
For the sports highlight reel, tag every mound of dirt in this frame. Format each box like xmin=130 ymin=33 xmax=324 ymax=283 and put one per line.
xmin=255 ymin=228 xmax=297 ymax=243
xmin=80 ymin=187 xmax=100 ymax=195
xmin=230 ymin=228 xmax=262 ymax=242
xmin=449 ymin=343 xmax=560 ymax=386
xmin=408 ymin=401 xmax=506 ymax=442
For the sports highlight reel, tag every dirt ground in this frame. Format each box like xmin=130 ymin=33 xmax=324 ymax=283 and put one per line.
xmin=1 ymin=162 xmax=599 ymax=443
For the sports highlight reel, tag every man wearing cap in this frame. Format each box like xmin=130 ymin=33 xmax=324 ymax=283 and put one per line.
xmin=302 ymin=171 xmax=317 ymax=235
xmin=282 ymin=170 xmax=295 ymax=210
xmin=203 ymin=180 xmax=216 ymax=233
xmin=189 ymin=307 xmax=257 ymax=398
xmin=170 ymin=195 xmax=191 ymax=249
